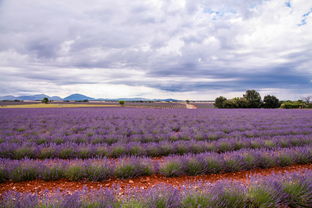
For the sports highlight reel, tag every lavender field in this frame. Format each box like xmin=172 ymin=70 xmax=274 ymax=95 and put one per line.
xmin=1 ymin=107 xmax=312 ymax=207
xmin=2 ymin=0 xmax=312 ymax=206
xmin=1 ymin=169 xmax=312 ymax=207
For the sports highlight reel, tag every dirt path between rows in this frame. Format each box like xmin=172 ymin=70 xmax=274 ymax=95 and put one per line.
xmin=185 ymin=103 xmax=197 ymax=109
xmin=1 ymin=163 xmax=311 ymax=195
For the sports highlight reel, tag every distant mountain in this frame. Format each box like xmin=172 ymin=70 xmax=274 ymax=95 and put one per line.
xmin=0 ymin=95 xmax=17 ymax=100
xmin=94 ymin=97 xmax=180 ymax=102
xmin=0 ymin=93 xmax=180 ymax=102
xmin=63 ymin=94 xmax=94 ymax=101
xmin=0 ymin=94 xmax=62 ymax=101
xmin=18 ymin=94 xmax=62 ymax=101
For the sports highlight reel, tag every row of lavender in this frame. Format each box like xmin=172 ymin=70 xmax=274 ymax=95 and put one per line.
xmin=0 ymin=134 xmax=311 ymax=159
xmin=2 ymin=125 xmax=311 ymax=145
xmin=1 ymin=108 xmax=312 ymax=160
xmin=1 ymin=145 xmax=311 ymax=182
xmin=1 ymin=108 xmax=312 ymax=144
xmin=1 ymin=170 xmax=312 ymax=208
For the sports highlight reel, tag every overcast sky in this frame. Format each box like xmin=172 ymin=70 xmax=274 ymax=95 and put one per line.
xmin=0 ymin=0 xmax=311 ymax=100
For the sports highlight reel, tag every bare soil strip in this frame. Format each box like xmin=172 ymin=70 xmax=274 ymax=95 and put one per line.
xmin=185 ymin=103 xmax=197 ymax=109
xmin=1 ymin=163 xmax=311 ymax=195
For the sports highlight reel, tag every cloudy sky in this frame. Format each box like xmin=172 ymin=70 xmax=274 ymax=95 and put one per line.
xmin=0 ymin=0 xmax=311 ymax=100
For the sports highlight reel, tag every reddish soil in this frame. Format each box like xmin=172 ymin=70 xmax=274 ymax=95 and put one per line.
xmin=1 ymin=163 xmax=312 ymax=195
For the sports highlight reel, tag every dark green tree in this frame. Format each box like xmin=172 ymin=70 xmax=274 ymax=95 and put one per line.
xmin=263 ymin=95 xmax=280 ymax=108
xmin=119 ymin=100 xmax=125 ymax=106
xmin=243 ymin=90 xmax=262 ymax=108
xmin=223 ymin=99 xmax=237 ymax=108
xmin=235 ymin=97 xmax=249 ymax=108
xmin=214 ymin=96 xmax=227 ymax=108
xmin=42 ymin=97 xmax=49 ymax=104
xmin=280 ymin=101 xmax=306 ymax=109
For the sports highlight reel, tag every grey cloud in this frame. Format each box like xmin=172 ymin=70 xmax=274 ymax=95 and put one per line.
xmin=116 ymin=67 xmax=310 ymax=93
xmin=0 ymin=0 xmax=311 ymax=98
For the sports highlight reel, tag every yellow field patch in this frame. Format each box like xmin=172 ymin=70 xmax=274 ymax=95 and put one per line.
xmin=0 ymin=103 xmax=120 ymax=108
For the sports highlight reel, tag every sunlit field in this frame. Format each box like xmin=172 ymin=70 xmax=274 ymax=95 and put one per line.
xmin=0 ymin=103 xmax=119 ymax=108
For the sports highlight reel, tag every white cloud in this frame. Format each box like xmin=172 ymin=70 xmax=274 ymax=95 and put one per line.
xmin=0 ymin=0 xmax=311 ymax=99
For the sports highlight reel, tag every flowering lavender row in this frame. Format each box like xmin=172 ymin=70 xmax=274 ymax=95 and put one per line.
xmin=1 ymin=145 xmax=311 ymax=182
xmin=1 ymin=108 xmax=312 ymax=146
xmin=1 ymin=134 xmax=312 ymax=159
xmin=1 ymin=170 xmax=312 ymax=208
xmin=2 ymin=125 xmax=311 ymax=145
xmin=1 ymin=108 xmax=312 ymax=161
xmin=159 ymin=145 xmax=312 ymax=177
xmin=0 ymin=127 xmax=312 ymax=145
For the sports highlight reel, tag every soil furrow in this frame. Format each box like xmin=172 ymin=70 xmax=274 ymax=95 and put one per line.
xmin=1 ymin=163 xmax=311 ymax=195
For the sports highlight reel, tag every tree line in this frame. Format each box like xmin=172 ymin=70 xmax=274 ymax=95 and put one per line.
xmin=214 ymin=90 xmax=312 ymax=109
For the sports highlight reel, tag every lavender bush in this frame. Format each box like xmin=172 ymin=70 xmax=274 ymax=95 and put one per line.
xmin=1 ymin=170 xmax=311 ymax=208
xmin=1 ymin=134 xmax=312 ymax=159
xmin=1 ymin=146 xmax=311 ymax=182
xmin=1 ymin=108 xmax=312 ymax=160
xmin=1 ymin=108 xmax=312 ymax=186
